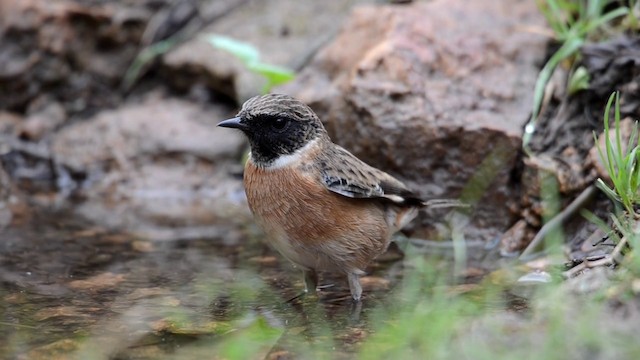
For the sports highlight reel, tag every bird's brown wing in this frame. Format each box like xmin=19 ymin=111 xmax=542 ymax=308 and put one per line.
xmin=318 ymin=145 xmax=424 ymax=207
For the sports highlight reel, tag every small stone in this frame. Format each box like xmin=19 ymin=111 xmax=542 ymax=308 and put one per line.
xmin=126 ymin=287 xmax=169 ymax=300
xmin=68 ymin=272 xmax=125 ymax=291
xmin=517 ymin=270 xmax=552 ymax=284
xmin=499 ymin=219 xmax=532 ymax=256
xmin=266 ymin=350 xmax=293 ymax=360
xmin=26 ymin=339 xmax=79 ymax=360
xmin=360 ymin=276 xmax=390 ymax=291
xmin=0 ymin=111 xmax=22 ymax=134
xmin=248 ymin=255 xmax=279 ymax=266
xmin=19 ymin=100 xmax=66 ymax=140
xmin=3 ymin=292 xmax=27 ymax=304
xmin=34 ymin=306 xmax=90 ymax=321
xmin=132 ymin=240 xmax=155 ymax=253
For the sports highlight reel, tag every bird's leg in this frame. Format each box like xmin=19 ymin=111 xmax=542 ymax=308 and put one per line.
xmin=286 ymin=269 xmax=318 ymax=303
xmin=347 ymin=272 xmax=362 ymax=302
xmin=303 ymin=269 xmax=318 ymax=295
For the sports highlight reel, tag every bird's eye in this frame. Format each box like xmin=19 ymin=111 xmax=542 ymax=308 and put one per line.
xmin=271 ymin=118 xmax=289 ymax=132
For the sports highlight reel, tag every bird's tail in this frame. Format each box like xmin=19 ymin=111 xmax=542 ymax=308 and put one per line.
xmin=422 ymin=198 xmax=470 ymax=209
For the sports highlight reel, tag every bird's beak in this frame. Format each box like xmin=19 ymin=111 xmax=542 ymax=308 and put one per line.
xmin=217 ymin=117 xmax=245 ymax=129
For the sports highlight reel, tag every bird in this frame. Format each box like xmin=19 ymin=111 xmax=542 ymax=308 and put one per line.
xmin=218 ymin=94 xmax=426 ymax=301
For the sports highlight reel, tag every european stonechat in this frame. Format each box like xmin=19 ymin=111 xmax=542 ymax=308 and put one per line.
xmin=218 ymin=94 xmax=425 ymax=301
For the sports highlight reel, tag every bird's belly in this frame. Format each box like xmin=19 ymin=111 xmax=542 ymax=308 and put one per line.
xmin=243 ymin=161 xmax=390 ymax=272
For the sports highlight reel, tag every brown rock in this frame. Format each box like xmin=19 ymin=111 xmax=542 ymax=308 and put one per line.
xmin=68 ymin=272 xmax=125 ymax=291
xmin=19 ymin=100 xmax=67 ymax=140
xmin=25 ymin=339 xmax=80 ymax=360
xmin=499 ymin=219 xmax=532 ymax=256
xmin=0 ymin=111 xmax=22 ymax=135
xmin=360 ymin=276 xmax=390 ymax=291
xmin=52 ymin=94 xmax=243 ymax=172
xmin=70 ymin=159 xmax=251 ymax=233
xmin=0 ymin=159 xmax=23 ymax=228
xmin=51 ymin=94 xmax=251 ymax=233
xmin=163 ymin=0 xmax=368 ymax=101
xmin=281 ymin=0 xmax=548 ymax=241
xmin=125 ymin=287 xmax=170 ymax=300
xmin=0 ymin=0 xmax=150 ymax=111
xmin=33 ymin=306 xmax=92 ymax=321
xmin=0 ymin=171 xmax=11 ymax=228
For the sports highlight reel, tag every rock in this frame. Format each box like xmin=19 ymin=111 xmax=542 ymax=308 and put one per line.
xmin=51 ymin=94 xmax=250 ymax=234
xmin=52 ymin=94 xmax=244 ymax=172
xmin=280 ymin=0 xmax=548 ymax=241
xmin=18 ymin=99 xmax=67 ymax=140
xmin=0 ymin=155 xmax=30 ymax=228
xmin=25 ymin=339 xmax=80 ymax=360
xmin=72 ymin=160 xmax=250 ymax=231
xmin=0 ymin=162 xmax=13 ymax=228
xmin=582 ymin=36 xmax=640 ymax=112
xmin=0 ymin=0 xmax=152 ymax=112
xmin=33 ymin=306 xmax=92 ymax=321
xmin=360 ymin=276 xmax=390 ymax=291
xmin=162 ymin=0 xmax=369 ymax=101
xmin=565 ymin=266 xmax=614 ymax=294
xmin=68 ymin=272 xmax=125 ymax=291
xmin=499 ymin=219 xmax=532 ymax=256
xmin=0 ymin=111 xmax=22 ymax=135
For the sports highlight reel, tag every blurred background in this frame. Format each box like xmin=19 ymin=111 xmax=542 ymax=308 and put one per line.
xmin=1 ymin=0 xmax=640 ymax=358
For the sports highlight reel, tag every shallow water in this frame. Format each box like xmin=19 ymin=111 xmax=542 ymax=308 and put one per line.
xmin=0 ymin=208 xmax=523 ymax=359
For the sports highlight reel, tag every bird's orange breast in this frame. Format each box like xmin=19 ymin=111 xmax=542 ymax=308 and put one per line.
xmin=243 ymin=157 xmax=390 ymax=272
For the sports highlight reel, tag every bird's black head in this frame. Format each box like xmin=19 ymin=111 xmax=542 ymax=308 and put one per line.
xmin=218 ymin=94 xmax=327 ymax=166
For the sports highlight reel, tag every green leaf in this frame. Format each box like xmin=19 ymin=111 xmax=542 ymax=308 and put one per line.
xmin=204 ymin=34 xmax=296 ymax=94
xmin=567 ymin=66 xmax=590 ymax=95
xmin=247 ymin=62 xmax=296 ymax=85
xmin=206 ymin=34 xmax=261 ymax=65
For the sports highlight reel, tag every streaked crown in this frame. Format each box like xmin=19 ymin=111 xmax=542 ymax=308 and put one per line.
xmin=218 ymin=94 xmax=328 ymax=166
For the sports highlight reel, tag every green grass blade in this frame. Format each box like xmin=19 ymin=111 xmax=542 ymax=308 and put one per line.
xmin=613 ymin=92 xmax=625 ymax=185
xmin=623 ymin=147 xmax=638 ymax=195
xmin=632 ymin=139 xmax=640 ymax=190
xmin=602 ymin=93 xmax=617 ymax=177
xmin=596 ymin=178 xmax=621 ymax=203
xmin=585 ymin=0 xmax=602 ymax=20
xmin=580 ymin=208 xmax=613 ymax=236
xmin=583 ymin=7 xmax=629 ymax=34
xmin=626 ymin=121 xmax=639 ymax=160
xmin=541 ymin=0 xmax=570 ymax=37
xmin=122 ymin=40 xmax=175 ymax=91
